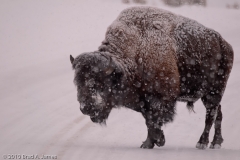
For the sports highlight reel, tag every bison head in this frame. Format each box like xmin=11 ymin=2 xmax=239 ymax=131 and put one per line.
xmin=70 ymin=52 xmax=123 ymax=124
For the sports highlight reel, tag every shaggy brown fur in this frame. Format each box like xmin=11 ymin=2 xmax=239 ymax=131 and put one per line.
xmin=71 ymin=6 xmax=233 ymax=149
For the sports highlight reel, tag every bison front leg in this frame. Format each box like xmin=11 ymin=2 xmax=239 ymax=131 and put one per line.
xmin=140 ymin=127 xmax=165 ymax=149
xmin=140 ymin=98 xmax=175 ymax=149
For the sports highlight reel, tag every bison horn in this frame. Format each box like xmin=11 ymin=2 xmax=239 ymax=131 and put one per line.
xmin=70 ymin=55 xmax=74 ymax=64
xmin=105 ymin=56 xmax=115 ymax=75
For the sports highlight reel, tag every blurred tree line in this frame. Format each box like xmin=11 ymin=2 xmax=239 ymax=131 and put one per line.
xmin=122 ymin=0 xmax=207 ymax=6
xmin=162 ymin=0 xmax=206 ymax=7
xmin=122 ymin=0 xmax=147 ymax=4
xmin=226 ymin=2 xmax=239 ymax=9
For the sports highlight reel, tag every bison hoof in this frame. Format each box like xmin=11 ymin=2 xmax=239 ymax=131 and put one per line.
xmin=211 ymin=136 xmax=223 ymax=149
xmin=140 ymin=143 xmax=154 ymax=149
xmin=155 ymin=137 xmax=165 ymax=147
xmin=209 ymin=143 xmax=221 ymax=149
xmin=140 ymin=139 xmax=154 ymax=149
xmin=196 ymin=143 xmax=208 ymax=149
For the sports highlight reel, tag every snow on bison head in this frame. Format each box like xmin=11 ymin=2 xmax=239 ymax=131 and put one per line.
xmin=70 ymin=52 xmax=124 ymax=124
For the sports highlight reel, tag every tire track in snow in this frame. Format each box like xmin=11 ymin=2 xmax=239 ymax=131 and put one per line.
xmin=0 ymin=76 xmax=72 ymax=130
xmin=39 ymin=115 xmax=87 ymax=155
xmin=0 ymin=92 xmax=74 ymax=141
xmin=56 ymin=121 xmax=92 ymax=159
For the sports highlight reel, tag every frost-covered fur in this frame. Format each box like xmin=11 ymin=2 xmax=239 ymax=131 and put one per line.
xmin=71 ymin=6 xmax=233 ymax=149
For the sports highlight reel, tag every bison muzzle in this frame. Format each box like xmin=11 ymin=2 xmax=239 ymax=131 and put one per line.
xmin=70 ymin=7 xmax=233 ymax=149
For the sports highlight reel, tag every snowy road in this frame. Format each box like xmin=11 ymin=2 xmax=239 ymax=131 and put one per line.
xmin=0 ymin=0 xmax=240 ymax=159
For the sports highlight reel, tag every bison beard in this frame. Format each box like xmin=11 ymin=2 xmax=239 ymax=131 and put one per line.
xmin=70 ymin=7 xmax=233 ymax=149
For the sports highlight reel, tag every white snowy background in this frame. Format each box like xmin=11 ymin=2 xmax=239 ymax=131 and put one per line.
xmin=0 ymin=0 xmax=240 ymax=159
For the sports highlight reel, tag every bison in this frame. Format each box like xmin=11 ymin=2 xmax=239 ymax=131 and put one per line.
xmin=70 ymin=6 xmax=233 ymax=149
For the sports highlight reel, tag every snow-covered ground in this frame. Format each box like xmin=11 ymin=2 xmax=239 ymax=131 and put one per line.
xmin=0 ymin=0 xmax=240 ymax=159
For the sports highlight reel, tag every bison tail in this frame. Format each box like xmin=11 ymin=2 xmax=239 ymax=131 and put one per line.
xmin=187 ymin=102 xmax=195 ymax=113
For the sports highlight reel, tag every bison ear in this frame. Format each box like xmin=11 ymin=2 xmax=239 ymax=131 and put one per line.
xmin=70 ymin=55 xmax=74 ymax=64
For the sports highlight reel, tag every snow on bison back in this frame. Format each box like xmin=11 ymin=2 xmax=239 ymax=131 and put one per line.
xmin=70 ymin=7 xmax=233 ymax=149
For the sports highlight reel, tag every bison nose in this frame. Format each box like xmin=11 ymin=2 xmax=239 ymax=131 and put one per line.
xmin=80 ymin=106 xmax=88 ymax=115
xmin=90 ymin=116 xmax=98 ymax=123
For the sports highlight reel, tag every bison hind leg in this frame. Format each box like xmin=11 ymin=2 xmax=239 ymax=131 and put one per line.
xmin=209 ymin=104 xmax=224 ymax=149
xmin=196 ymin=93 xmax=223 ymax=149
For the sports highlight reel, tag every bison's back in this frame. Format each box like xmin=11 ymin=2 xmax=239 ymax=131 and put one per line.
xmin=102 ymin=6 xmax=233 ymax=102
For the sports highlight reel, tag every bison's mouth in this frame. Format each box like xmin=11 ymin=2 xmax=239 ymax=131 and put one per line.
xmin=90 ymin=115 xmax=106 ymax=125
